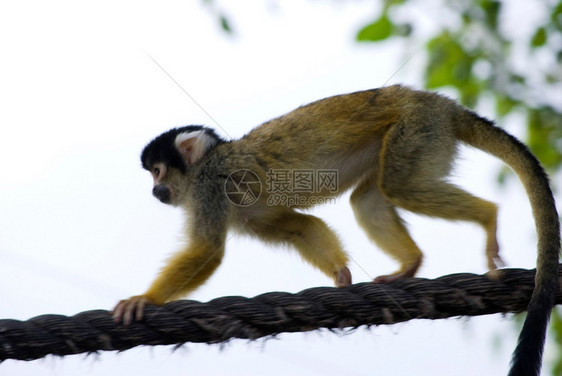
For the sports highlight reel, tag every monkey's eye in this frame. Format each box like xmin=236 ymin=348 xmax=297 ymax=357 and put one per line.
xmin=153 ymin=167 xmax=161 ymax=177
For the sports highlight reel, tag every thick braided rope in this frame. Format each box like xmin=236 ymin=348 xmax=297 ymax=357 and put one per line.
xmin=2 ymin=267 xmax=561 ymax=361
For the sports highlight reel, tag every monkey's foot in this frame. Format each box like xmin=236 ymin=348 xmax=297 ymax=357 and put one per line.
xmin=373 ymin=258 xmax=421 ymax=284
xmin=335 ymin=266 xmax=352 ymax=287
xmin=485 ymin=255 xmax=505 ymax=281
xmin=488 ymin=255 xmax=505 ymax=270
xmin=112 ymin=295 xmax=154 ymax=326
xmin=486 ymin=239 xmax=504 ymax=271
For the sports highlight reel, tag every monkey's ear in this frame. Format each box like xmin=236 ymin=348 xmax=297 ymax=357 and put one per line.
xmin=174 ymin=130 xmax=218 ymax=165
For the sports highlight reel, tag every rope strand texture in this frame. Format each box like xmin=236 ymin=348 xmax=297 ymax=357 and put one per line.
xmin=1 ymin=267 xmax=561 ymax=361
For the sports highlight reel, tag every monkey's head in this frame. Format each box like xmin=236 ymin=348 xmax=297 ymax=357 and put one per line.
xmin=141 ymin=126 xmax=224 ymax=206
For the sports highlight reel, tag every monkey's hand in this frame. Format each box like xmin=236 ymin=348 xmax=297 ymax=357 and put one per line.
xmin=112 ymin=295 xmax=154 ymax=326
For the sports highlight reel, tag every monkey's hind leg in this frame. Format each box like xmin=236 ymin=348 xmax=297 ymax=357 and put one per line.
xmin=248 ymin=211 xmax=351 ymax=287
xmin=350 ymin=176 xmax=423 ymax=283
xmin=378 ymin=122 xmax=502 ymax=272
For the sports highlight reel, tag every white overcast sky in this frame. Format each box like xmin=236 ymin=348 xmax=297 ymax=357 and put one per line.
xmin=0 ymin=1 xmax=559 ymax=375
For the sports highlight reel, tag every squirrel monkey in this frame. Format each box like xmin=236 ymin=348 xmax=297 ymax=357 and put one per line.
xmin=113 ymin=85 xmax=559 ymax=376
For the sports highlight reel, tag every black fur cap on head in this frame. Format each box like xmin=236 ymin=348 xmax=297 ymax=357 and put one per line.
xmin=140 ymin=125 xmax=225 ymax=172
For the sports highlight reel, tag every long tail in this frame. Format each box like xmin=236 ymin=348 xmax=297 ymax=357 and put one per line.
xmin=456 ymin=111 xmax=560 ymax=376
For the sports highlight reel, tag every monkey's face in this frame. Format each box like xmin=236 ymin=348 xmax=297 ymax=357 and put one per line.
xmin=149 ymin=162 xmax=189 ymax=206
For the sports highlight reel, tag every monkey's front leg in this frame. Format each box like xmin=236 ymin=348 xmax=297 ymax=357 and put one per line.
xmin=113 ymin=242 xmax=225 ymax=325
xmin=248 ymin=210 xmax=352 ymax=287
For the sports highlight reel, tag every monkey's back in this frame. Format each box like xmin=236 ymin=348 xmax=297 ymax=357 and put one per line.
xmin=234 ymin=85 xmax=459 ymax=170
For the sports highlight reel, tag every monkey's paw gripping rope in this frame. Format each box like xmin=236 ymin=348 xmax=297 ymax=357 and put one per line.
xmin=1 ymin=266 xmax=561 ymax=361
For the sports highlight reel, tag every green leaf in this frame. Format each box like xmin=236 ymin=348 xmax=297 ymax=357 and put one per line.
xmin=552 ymin=1 xmax=562 ymax=30
xmin=219 ymin=14 xmax=232 ymax=33
xmin=551 ymin=308 xmax=562 ymax=376
xmin=458 ymin=79 xmax=482 ymax=108
xmin=527 ymin=107 xmax=562 ymax=169
xmin=531 ymin=27 xmax=547 ymax=48
xmin=425 ymin=33 xmax=457 ymax=88
xmin=480 ymin=0 xmax=501 ymax=29
xmin=495 ymin=95 xmax=518 ymax=117
xmin=425 ymin=32 xmax=475 ymax=89
xmin=357 ymin=15 xmax=393 ymax=42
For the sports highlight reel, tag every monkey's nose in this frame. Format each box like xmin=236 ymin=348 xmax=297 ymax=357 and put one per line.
xmin=152 ymin=185 xmax=171 ymax=204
